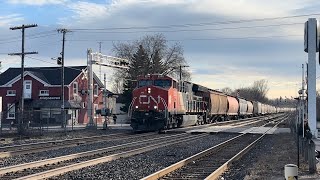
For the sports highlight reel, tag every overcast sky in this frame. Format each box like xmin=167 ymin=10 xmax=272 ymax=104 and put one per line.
xmin=0 ymin=0 xmax=319 ymax=98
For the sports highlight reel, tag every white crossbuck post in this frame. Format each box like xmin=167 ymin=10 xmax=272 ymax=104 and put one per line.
xmin=304 ymin=18 xmax=318 ymax=138
xmin=86 ymin=49 xmax=129 ymax=129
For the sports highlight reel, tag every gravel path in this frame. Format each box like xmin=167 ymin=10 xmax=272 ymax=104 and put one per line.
xmin=0 ymin=132 xmax=174 ymax=167
xmin=53 ymin=133 xmax=236 ymax=180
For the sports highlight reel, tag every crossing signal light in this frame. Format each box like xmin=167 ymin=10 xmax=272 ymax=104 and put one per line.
xmin=57 ymin=57 xmax=62 ymax=65
xmin=120 ymin=60 xmax=129 ymax=66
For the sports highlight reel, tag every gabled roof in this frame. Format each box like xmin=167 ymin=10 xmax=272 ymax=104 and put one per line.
xmin=0 ymin=66 xmax=104 ymax=88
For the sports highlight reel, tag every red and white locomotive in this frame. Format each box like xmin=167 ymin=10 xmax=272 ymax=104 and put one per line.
xmin=129 ymin=74 xmax=283 ymax=132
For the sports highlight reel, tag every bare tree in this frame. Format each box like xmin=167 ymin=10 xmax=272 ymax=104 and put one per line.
xmin=110 ymin=71 xmax=124 ymax=94
xmin=221 ymin=87 xmax=233 ymax=95
xmin=234 ymin=79 xmax=269 ymax=103
xmin=112 ymin=34 xmax=190 ymax=90
xmin=253 ymin=79 xmax=269 ymax=98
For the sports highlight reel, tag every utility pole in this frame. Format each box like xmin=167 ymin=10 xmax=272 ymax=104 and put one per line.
xmin=86 ymin=49 xmax=96 ymax=129
xmin=57 ymin=28 xmax=70 ymax=132
xmin=8 ymin=24 xmax=38 ymax=135
xmin=301 ymin=64 xmax=305 ymax=137
xmin=179 ymin=65 xmax=189 ymax=81
xmin=103 ymin=73 xmax=107 ymax=129
xmin=98 ymin=42 xmax=103 ymax=80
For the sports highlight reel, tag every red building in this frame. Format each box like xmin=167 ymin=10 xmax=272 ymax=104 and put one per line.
xmin=0 ymin=66 xmax=112 ymax=125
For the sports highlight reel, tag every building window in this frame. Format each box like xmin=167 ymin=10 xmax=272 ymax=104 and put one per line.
xmin=39 ymin=90 xmax=49 ymax=96
xmin=73 ymin=82 xmax=78 ymax=94
xmin=6 ymin=90 xmax=16 ymax=96
xmin=7 ymin=104 xmax=15 ymax=119
xmin=94 ymin=84 xmax=98 ymax=96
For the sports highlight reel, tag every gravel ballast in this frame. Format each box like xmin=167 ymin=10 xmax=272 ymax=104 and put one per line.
xmin=221 ymin=117 xmax=320 ymax=180
xmin=0 ymin=129 xmax=131 ymax=147
xmin=53 ymin=133 xmax=236 ymax=180
xmin=0 ymin=133 xmax=176 ymax=167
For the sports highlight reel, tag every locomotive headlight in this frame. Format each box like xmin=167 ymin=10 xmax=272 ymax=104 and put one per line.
xmin=135 ymin=106 xmax=138 ymax=109
xmin=148 ymin=88 xmax=151 ymax=94
xmin=154 ymin=105 xmax=158 ymax=109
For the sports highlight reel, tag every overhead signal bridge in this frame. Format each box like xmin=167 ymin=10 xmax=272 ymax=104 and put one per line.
xmin=86 ymin=50 xmax=129 ymax=129
xmin=91 ymin=52 xmax=129 ymax=69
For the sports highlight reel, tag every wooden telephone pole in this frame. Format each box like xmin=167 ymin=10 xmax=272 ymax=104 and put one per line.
xmin=8 ymin=24 xmax=38 ymax=135
xmin=57 ymin=29 xmax=70 ymax=131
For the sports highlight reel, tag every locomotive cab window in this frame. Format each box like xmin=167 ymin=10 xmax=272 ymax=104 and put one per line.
xmin=138 ymin=80 xmax=153 ymax=87
xmin=154 ymin=79 xmax=172 ymax=88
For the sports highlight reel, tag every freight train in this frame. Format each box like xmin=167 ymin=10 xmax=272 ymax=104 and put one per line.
xmin=129 ymin=74 xmax=290 ymax=132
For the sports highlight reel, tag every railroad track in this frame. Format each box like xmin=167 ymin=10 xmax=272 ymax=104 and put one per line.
xmin=166 ymin=114 xmax=281 ymax=133
xmin=0 ymin=132 xmax=156 ymax=158
xmin=0 ymin=133 xmax=208 ymax=180
xmin=142 ymin=115 xmax=288 ymax=180
xmin=240 ymin=113 xmax=288 ymax=127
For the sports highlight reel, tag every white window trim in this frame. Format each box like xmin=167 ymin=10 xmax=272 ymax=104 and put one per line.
xmin=94 ymin=84 xmax=98 ymax=96
xmin=6 ymin=90 xmax=16 ymax=97
xmin=39 ymin=90 xmax=49 ymax=96
xmin=7 ymin=104 xmax=15 ymax=119
xmin=73 ymin=82 xmax=78 ymax=94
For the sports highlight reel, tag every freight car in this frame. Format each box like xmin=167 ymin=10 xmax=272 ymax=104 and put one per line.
xmin=129 ymin=74 xmax=280 ymax=132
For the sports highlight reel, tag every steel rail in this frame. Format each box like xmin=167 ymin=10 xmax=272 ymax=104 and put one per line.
xmin=14 ymin=134 xmax=208 ymax=180
xmin=0 ymin=132 xmax=129 ymax=151
xmin=235 ymin=114 xmax=287 ymax=127
xmin=141 ymin=115 xmax=288 ymax=180
xmin=167 ymin=114 xmax=280 ymax=132
xmin=0 ymin=132 xmax=155 ymax=158
xmin=0 ymin=133 xmax=189 ymax=176
xmin=204 ymin=116 xmax=287 ymax=180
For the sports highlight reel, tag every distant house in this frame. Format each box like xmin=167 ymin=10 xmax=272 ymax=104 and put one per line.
xmin=0 ymin=66 xmax=116 ymax=125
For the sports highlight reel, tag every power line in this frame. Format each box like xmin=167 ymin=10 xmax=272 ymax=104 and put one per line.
xmin=25 ymin=56 xmax=57 ymax=65
xmin=0 ymin=32 xmax=58 ymax=45
xmin=69 ymin=12 xmax=319 ymax=31
xmin=66 ymin=34 xmax=302 ymax=42
xmin=25 ymin=56 xmax=84 ymax=72
xmin=0 ymin=30 xmax=57 ymax=43
xmin=72 ymin=22 xmax=302 ymax=34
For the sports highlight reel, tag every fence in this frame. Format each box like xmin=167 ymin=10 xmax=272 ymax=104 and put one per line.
xmin=0 ymin=109 xmax=81 ymax=136
xmin=293 ymin=113 xmax=317 ymax=173
xmin=298 ymin=136 xmax=317 ymax=173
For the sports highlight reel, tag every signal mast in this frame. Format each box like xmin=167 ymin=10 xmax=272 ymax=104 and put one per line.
xmin=86 ymin=49 xmax=129 ymax=129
